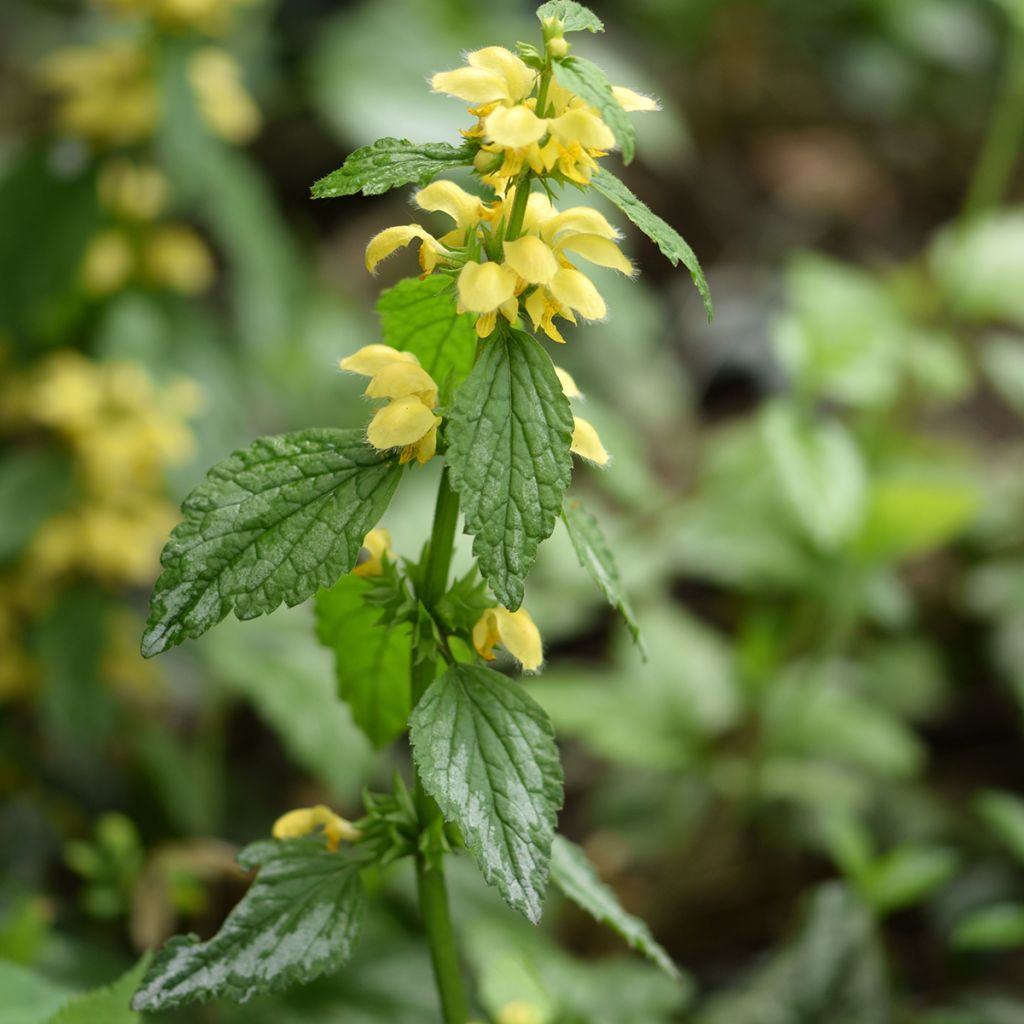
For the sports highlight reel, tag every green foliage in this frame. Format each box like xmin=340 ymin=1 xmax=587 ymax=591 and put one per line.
xmin=976 ymin=790 xmax=1024 ymax=865
xmin=590 ymin=167 xmax=713 ymax=319
xmin=952 ymin=903 xmax=1024 ymax=951
xmin=0 ymin=448 xmax=72 ymax=563
xmin=536 ymin=0 xmax=604 ymax=33
xmin=133 ymin=839 xmax=367 ymax=1010
xmin=0 ymin=959 xmax=74 ymax=1024
xmin=311 ymin=139 xmax=474 ymax=198
xmin=562 ymin=499 xmax=643 ymax=651
xmin=410 ymin=664 xmax=563 ymax=922
xmin=49 ymin=957 xmax=149 ymax=1024
xmin=376 ymin=276 xmax=477 ymax=399
xmin=550 ymin=835 xmax=679 ymax=978
xmin=446 ymin=328 xmax=574 ymax=610
xmin=315 ymin=575 xmax=412 ymax=748
xmin=142 ymin=429 xmax=402 ymax=657
xmin=553 ymin=57 xmax=635 ymax=164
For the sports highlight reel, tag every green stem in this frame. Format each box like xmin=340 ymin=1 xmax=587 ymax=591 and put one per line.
xmin=963 ymin=18 xmax=1024 ymax=220
xmin=411 ymin=466 xmax=468 ymax=1024
xmin=504 ymin=172 xmax=533 ymax=242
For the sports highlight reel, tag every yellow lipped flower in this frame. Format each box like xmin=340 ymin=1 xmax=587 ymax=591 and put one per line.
xmin=353 ymin=528 xmax=393 ymax=578
xmin=188 ymin=47 xmax=261 ymax=144
xmin=431 ymin=46 xmax=536 ymax=109
xmin=456 ymin=261 xmax=521 ymax=338
xmin=272 ymin=805 xmax=362 ymax=852
xmin=340 ymin=345 xmax=441 ymax=465
xmin=554 ymin=364 xmax=610 ymax=466
xmin=473 ymin=606 xmax=543 ymax=673
xmin=143 ymin=225 xmax=216 ymax=295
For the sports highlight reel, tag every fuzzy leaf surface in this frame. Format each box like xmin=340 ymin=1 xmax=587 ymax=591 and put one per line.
xmin=563 ymin=499 xmax=643 ymax=652
xmin=311 ymin=139 xmax=473 ymax=198
xmin=132 ymin=839 xmax=366 ymax=1010
xmin=553 ymin=56 xmax=635 ymax=163
xmin=410 ymin=664 xmax=563 ymax=922
xmin=376 ymin=276 xmax=477 ymax=396
xmin=590 ymin=167 xmax=712 ymax=319
xmin=446 ymin=329 xmax=573 ymax=610
xmin=550 ymin=836 xmax=680 ymax=979
xmin=315 ymin=574 xmax=412 ymax=748
xmin=536 ymin=0 xmax=604 ymax=32
xmin=142 ymin=429 xmax=401 ymax=657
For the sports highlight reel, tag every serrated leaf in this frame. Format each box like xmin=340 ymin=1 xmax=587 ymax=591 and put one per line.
xmin=409 ymin=664 xmax=563 ymax=922
xmin=562 ymin=499 xmax=644 ymax=653
xmin=590 ymin=167 xmax=712 ymax=320
xmin=133 ymin=839 xmax=367 ymax=1010
xmin=376 ymin=276 xmax=477 ymax=397
xmin=553 ymin=56 xmax=635 ymax=163
xmin=142 ymin=429 xmax=401 ymax=657
xmin=315 ymin=575 xmax=412 ymax=748
xmin=48 ymin=956 xmax=149 ymax=1024
xmin=536 ymin=0 xmax=604 ymax=32
xmin=446 ymin=328 xmax=573 ymax=610
xmin=311 ymin=139 xmax=473 ymax=199
xmin=550 ymin=836 xmax=679 ymax=979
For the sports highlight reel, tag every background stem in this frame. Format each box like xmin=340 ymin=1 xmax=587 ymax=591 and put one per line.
xmin=963 ymin=17 xmax=1024 ymax=220
xmin=411 ymin=466 xmax=468 ymax=1024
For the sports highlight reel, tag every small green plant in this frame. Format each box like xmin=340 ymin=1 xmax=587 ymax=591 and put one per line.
xmin=129 ymin=3 xmax=707 ymax=1018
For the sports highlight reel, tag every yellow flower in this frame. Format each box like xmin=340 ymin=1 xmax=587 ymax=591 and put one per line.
xmin=340 ymin=345 xmax=441 ymax=465
xmin=498 ymin=1002 xmax=546 ymax=1024
xmin=188 ymin=47 xmax=261 ymax=143
xmin=80 ymin=229 xmax=136 ymax=296
xmin=40 ymin=40 xmax=157 ymax=147
xmin=554 ymin=364 xmax=610 ymax=466
xmin=456 ymin=261 xmax=521 ymax=338
xmin=272 ymin=805 xmax=361 ymax=852
xmin=98 ymin=159 xmax=170 ymax=221
xmin=353 ymin=528 xmax=393 ymax=578
xmin=143 ymin=225 xmax=215 ymax=295
xmin=101 ymin=0 xmax=258 ymax=34
xmin=431 ymin=46 xmax=536 ymax=108
xmin=473 ymin=606 xmax=543 ymax=672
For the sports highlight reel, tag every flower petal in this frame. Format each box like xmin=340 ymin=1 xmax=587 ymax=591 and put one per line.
xmin=494 ymin=607 xmax=543 ymax=671
xmin=549 ymin=268 xmax=606 ymax=320
xmin=612 ymin=85 xmax=661 ymax=112
xmin=364 ymin=362 xmax=438 ymax=401
xmin=353 ymin=528 xmax=393 ymax=578
xmin=571 ymin=416 xmax=610 ymax=466
xmin=457 ymin=260 xmax=518 ymax=313
xmin=367 ymin=396 xmax=440 ymax=449
xmin=430 ymin=66 xmax=508 ymax=104
xmin=503 ymin=236 xmax=559 ymax=285
xmin=365 ymin=225 xmax=438 ymax=273
xmin=340 ymin=344 xmax=418 ymax=377
xmin=467 ymin=46 xmax=535 ymax=103
xmin=415 ymin=180 xmax=484 ymax=230
xmin=546 ymin=206 xmax=619 ymax=241
xmin=554 ymin=366 xmax=582 ymax=399
xmin=549 ymin=108 xmax=616 ymax=151
xmin=484 ymin=104 xmax=548 ymax=148
xmin=558 ymin=234 xmax=634 ymax=275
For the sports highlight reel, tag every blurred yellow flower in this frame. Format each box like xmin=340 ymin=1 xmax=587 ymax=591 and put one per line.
xmin=188 ymin=47 xmax=261 ymax=144
xmin=98 ymin=159 xmax=170 ymax=221
xmin=99 ymin=0 xmax=258 ymax=35
xmin=143 ymin=225 xmax=216 ymax=294
xmin=340 ymin=345 xmax=441 ymax=465
xmin=553 ymin=363 xmax=610 ymax=466
xmin=272 ymin=805 xmax=361 ymax=851
xmin=473 ymin=606 xmax=543 ymax=672
xmin=80 ymin=229 xmax=136 ymax=296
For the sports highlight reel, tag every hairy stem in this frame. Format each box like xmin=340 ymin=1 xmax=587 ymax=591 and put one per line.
xmin=504 ymin=172 xmax=533 ymax=241
xmin=963 ymin=18 xmax=1024 ymax=220
xmin=411 ymin=466 xmax=468 ymax=1024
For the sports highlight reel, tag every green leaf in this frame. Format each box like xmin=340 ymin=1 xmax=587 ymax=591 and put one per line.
xmin=976 ymin=790 xmax=1024 ymax=866
xmin=590 ymin=167 xmax=712 ymax=319
xmin=550 ymin=836 xmax=679 ymax=979
xmin=562 ymin=499 xmax=643 ymax=652
xmin=376 ymin=276 xmax=477 ymax=397
xmin=953 ymin=903 xmax=1024 ymax=951
xmin=409 ymin=664 xmax=563 ymax=922
xmin=860 ymin=845 xmax=959 ymax=916
xmin=315 ymin=575 xmax=412 ymax=748
xmin=48 ymin=956 xmax=150 ymax=1024
xmin=142 ymin=429 xmax=402 ymax=657
xmin=761 ymin=402 xmax=867 ymax=552
xmin=311 ymin=139 xmax=473 ymax=199
xmin=446 ymin=328 xmax=573 ymax=610
xmin=0 ymin=960 xmax=73 ymax=1024
xmin=0 ymin=448 xmax=72 ymax=563
xmin=553 ymin=56 xmax=635 ymax=163
xmin=536 ymin=0 xmax=604 ymax=32
xmin=133 ymin=839 xmax=367 ymax=1010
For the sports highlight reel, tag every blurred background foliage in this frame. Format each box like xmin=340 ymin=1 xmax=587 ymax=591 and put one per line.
xmin=2 ymin=0 xmax=1024 ymax=1020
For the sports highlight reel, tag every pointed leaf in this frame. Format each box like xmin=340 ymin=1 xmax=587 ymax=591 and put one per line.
xmin=536 ymin=1 xmax=604 ymax=32
xmin=590 ymin=167 xmax=712 ymax=319
xmin=409 ymin=664 xmax=563 ymax=922
xmin=553 ymin=56 xmax=635 ymax=163
xmin=315 ymin=575 xmax=412 ymax=748
xmin=376 ymin=276 xmax=477 ymax=397
xmin=311 ymin=139 xmax=474 ymax=198
xmin=142 ymin=429 xmax=401 ymax=657
xmin=132 ymin=839 xmax=367 ymax=1010
xmin=47 ymin=957 xmax=149 ymax=1024
xmin=446 ymin=328 xmax=573 ymax=610
xmin=550 ymin=836 xmax=679 ymax=979
xmin=562 ymin=499 xmax=644 ymax=653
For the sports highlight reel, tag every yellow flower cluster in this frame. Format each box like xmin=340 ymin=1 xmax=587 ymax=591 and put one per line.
xmin=0 ymin=352 xmax=199 ymax=587
xmin=81 ymin=159 xmax=215 ymax=297
xmin=40 ymin=39 xmax=260 ymax=149
xmin=97 ymin=0 xmax=257 ymax=35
